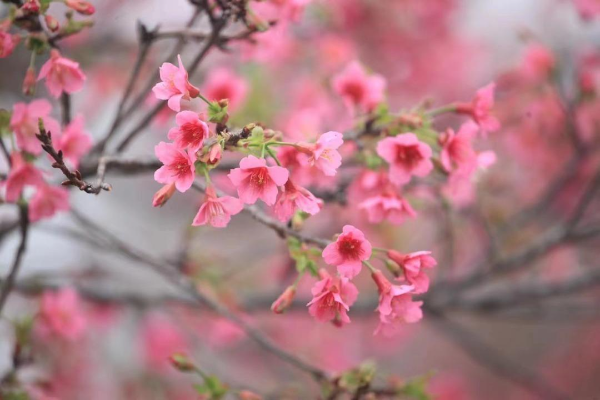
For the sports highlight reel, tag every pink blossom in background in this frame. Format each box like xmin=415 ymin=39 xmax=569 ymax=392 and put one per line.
xmin=29 ymin=184 xmax=70 ymax=222
xmin=38 ymin=288 xmax=87 ymax=341
xmin=154 ymin=142 xmax=197 ymax=192
xmin=359 ymin=191 xmax=416 ymax=225
xmin=3 ymin=152 xmax=44 ymax=202
xmin=303 ymin=131 xmax=344 ymax=176
xmin=202 ymin=67 xmax=248 ymax=112
xmin=456 ymin=82 xmax=500 ymax=134
xmin=10 ymin=99 xmax=60 ymax=155
xmin=228 ymin=155 xmax=289 ymax=205
xmin=371 ymin=270 xmax=417 ymax=335
xmin=38 ymin=49 xmax=86 ymax=98
xmin=141 ymin=315 xmax=188 ymax=371
xmin=322 ymin=225 xmax=372 ymax=278
xmin=332 ymin=61 xmax=386 ymax=113
xmin=520 ymin=44 xmax=555 ymax=82
xmin=388 ymin=250 xmax=437 ymax=294
xmin=376 ymin=133 xmax=433 ymax=186
xmin=572 ymin=0 xmax=600 ymax=20
xmin=274 ymin=179 xmax=322 ymax=221
xmin=152 ymin=55 xmax=200 ymax=112
xmin=168 ymin=111 xmax=209 ymax=153
xmin=439 ymin=122 xmax=478 ymax=173
xmin=307 ymin=269 xmax=359 ymax=326
xmin=56 ymin=115 xmax=93 ymax=167
xmin=0 ymin=31 xmax=19 ymax=58
xmin=192 ymin=185 xmax=244 ymax=228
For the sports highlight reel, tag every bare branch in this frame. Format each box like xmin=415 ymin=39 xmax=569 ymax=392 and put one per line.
xmin=0 ymin=204 xmax=29 ymax=314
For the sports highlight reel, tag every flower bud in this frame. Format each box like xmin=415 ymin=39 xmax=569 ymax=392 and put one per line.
xmin=66 ymin=0 xmax=95 ymax=15
xmin=397 ymin=113 xmax=423 ymax=128
xmin=169 ymin=353 xmax=196 ymax=372
xmin=22 ymin=67 xmax=36 ymax=96
xmin=21 ymin=0 xmax=41 ymax=14
xmin=238 ymin=390 xmax=263 ymax=400
xmin=270 ymin=286 xmax=296 ymax=314
xmin=152 ymin=182 xmax=176 ymax=207
xmin=45 ymin=15 xmax=60 ymax=32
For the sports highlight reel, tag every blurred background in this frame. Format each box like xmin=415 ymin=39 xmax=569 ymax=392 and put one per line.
xmin=1 ymin=0 xmax=600 ymax=399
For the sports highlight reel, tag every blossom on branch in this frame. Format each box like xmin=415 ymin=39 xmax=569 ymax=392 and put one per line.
xmin=38 ymin=49 xmax=86 ymax=98
xmin=228 ymin=155 xmax=289 ymax=205
xmin=152 ymin=55 xmax=200 ymax=112
xmin=322 ymin=225 xmax=372 ymax=278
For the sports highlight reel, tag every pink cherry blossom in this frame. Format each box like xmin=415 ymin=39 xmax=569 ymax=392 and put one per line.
xmin=202 ymin=67 xmax=248 ymax=112
xmin=572 ymin=0 xmax=600 ymax=20
xmin=4 ymin=153 xmax=44 ymax=202
xmin=141 ymin=315 xmax=188 ymax=371
xmin=332 ymin=61 xmax=386 ymax=112
xmin=274 ymin=180 xmax=322 ymax=221
xmin=371 ymin=269 xmax=415 ymax=317
xmin=376 ymin=133 xmax=433 ymax=186
xmin=387 ymin=250 xmax=437 ymax=294
xmin=154 ymin=142 xmax=196 ymax=192
xmin=359 ymin=191 xmax=416 ymax=224
xmin=168 ymin=111 xmax=209 ymax=153
xmin=38 ymin=49 xmax=86 ymax=98
xmin=152 ymin=182 xmax=176 ymax=207
xmin=38 ymin=288 xmax=87 ymax=341
xmin=56 ymin=115 xmax=93 ymax=167
xmin=439 ymin=122 xmax=478 ymax=173
xmin=456 ymin=82 xmax=500 ymax=134
xmin=29 ymin=184 xmax=70 ymax=222
xmin=227 ymin=155 xmax=289 ymax=205
xmin=152 ymin=55 xmax=200 ymax=112
xmin=192 ymin=185 xmax=244 ymax=228
xmin=0 ymin=31 xmax=19 ymax=58
xmin=303 ymin=131 xmax=344 ymax=176
xmin=10 ymin=99 xmax=61 ymax=155
xmin=322 ymin=225 xmax=372 ymax=278
xmin=307 ymin=269 xmax=358 ymax=326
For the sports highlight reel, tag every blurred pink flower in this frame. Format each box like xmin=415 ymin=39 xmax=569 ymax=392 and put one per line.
xmin=439 ymin=122 xmax=478 ymax=173
xmin=274 ymin=179 xmax=321 ymax=221
xmin=38 ymin=49 xmax=86 ymax=98
xmin=456 ymin=82 xmax=500 ymax=134
xmin=228 ymin=155 xmax=289 ymax=205
xmin=4 ymin=152 xmax=44 ymax=203
xmin=376 ymin=133 xmax=433 ymax=186
xmin=168 ymin=111 xmax=209 ymax=153
xmin=302 ymin=131 xmax=344 ymax=176
xmin=154 ymin=142 xmax=196 ymax=192
xmin=572 ymin=0 xmax=600 ymax=20
xmin=38 ymin=288 xmax=87 ymax=341
xmin=202 ymin=67 xmax=248 ymax=112
xmin=192 ymin=185 xmax=243 ymax=228
xmin=307 ymin=269 xmax=358 ymax=326
xmin=388 ymin=250 xmax=436 ymax=294
xmin=332 ymin=61 xmax=386 ymax=112
xmin=359 ymin=191 xmax=416 ymax=225
xmin=56 ymin=115 xmax=93 ymax=167
xmin=0 ymin=31 xmax=19 ymax=58
xmin=29 ymin=184 xmax=70 ymax=222
xmin=10 ymin=99 xmax=60 ymax=155
xmin=65 ymin=0 xmax=95 ymax=15
xmin=153 ymin=55 xmax=200 ymax=112
xmin=141 ymin=315 xmax=188 ymax=371
xmin=322 ymin=225 xmax=372 ymax=278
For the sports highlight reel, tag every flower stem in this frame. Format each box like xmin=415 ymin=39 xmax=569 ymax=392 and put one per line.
xmin=197 ymin=93 xmax=212 ymax=106
xmin=362 ymin=260 xmax=377 ymax=273
xmin=425 ymin=104 xmax=457 ymax=117
xmin=265 ymin=146 xmax=282 ymax=166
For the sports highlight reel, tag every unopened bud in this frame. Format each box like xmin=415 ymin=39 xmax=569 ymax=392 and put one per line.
xmin=169 ymin=353 xmax=195 ymax=372
xmin=21 ymin=0 xmax=41 ymax=14
xmin=44 ymin=15 xmax=60 ymax=32
xmin=271 ymin=286 xmax=296 ymax=314
xmin=152 ymin=182 xmax=176 ymax=207
xmin=22 ymin=67 xmax=36 ymax=96
xmin=66 ymin=0 xmax=95 ymax=15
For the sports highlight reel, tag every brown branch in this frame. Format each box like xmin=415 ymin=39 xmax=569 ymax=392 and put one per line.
xmin=0 ymin=203 xmax=29 ymax=314
xmin=35 ymin=123 xmax=112 ymax=194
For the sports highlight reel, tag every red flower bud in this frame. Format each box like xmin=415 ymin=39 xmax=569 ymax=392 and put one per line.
xmin=152 ymin=182 xmax=176 ymax=207
xmin=22 ymin=67 xmax=36 ymax=96
xmin=21 ymin=0 xmax=41 ymax=14
xmin=44 ymin=15 xmax=60 ymax=32
xmin=169 ymin=353 xmax=196 ymax=372
xmin=65 ymin=0 xmax=96 ymax=15
xmin=270 ymin=286 xmax=296 ymax=314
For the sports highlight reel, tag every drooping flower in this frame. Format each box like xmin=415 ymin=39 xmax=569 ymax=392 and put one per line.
xmin=0 ymin=31 xmax=19 ymax=58
xmin=322 ymin=225 xmax=372 ymax=278
xmin=29 ymin=184 xmax=70 ymax=222
xmin=439 ymin=122 xmax=478 ymax=173
xmin=227 ymin=155 xmax=289 ymax=205
xmin=152 ymin=55 xmax=200 ymax=112
xmin=376 ymin=133 xmax=433 ymax=186
xmin=332 ymin=61 xmax=386 ymax=112
xmin=154 ymin=142 xmax=196 ymax=193
xmin=202 ymin=67 xmax=248 ymax=112
xmin=307 ymin=269 xmax=358 ymax=326
xmin=4 ymin=153 xmax=44 ymax=202
xmin=10 ymin=99 xmax=60 ymax=155
xmin=274 ymin=179 xmax=322 ymax=221
xmin=302 ymin=131 xmax=343 ymax=176
xmin=56 ymin=115 xmax=93 ymax=167
xmin=387 ymin=250 xmax=437 ymax=294
xmin=359 ymin=191 xmax=416 ymax=224
xmin=152 ymin=182 xmax=176 ymax=207
xmin=168 ymin=111 xmax=209 ymax=153
xmin=37 ymin=49 xmax=86 ymax=98
xmin=38 ymin=288 xmax=87 ymax=341
xmin=371 ymin=270 xmax=422 ymax=337
xmin=192 ymin=185 xmax=244 ymax=228
xmin=456 ymin=82 xmax=500 ymax=134
xmin=271 ymin=285 xmax=296 ymax=314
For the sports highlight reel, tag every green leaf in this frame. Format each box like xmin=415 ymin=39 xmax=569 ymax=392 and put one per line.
xmin=204 ymin=375 xmax=228 ymax=399
xmin=207 ymin=101 xmax=228 ymax=123
xmin=3 ymin=391 xmax=30 ymax=400
xmin=397 ymin=375 xmax=432 ymax=400
xmin=0 ymin=109 xmax=11 ymax=137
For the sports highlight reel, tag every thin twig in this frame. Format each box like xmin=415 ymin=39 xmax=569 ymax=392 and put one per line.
xmin=0 ymin=204 xmax=29 ymax=314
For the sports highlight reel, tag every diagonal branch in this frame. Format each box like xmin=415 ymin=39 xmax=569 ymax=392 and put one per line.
xmin=0 ymin=203 xmax=29 ymax=314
